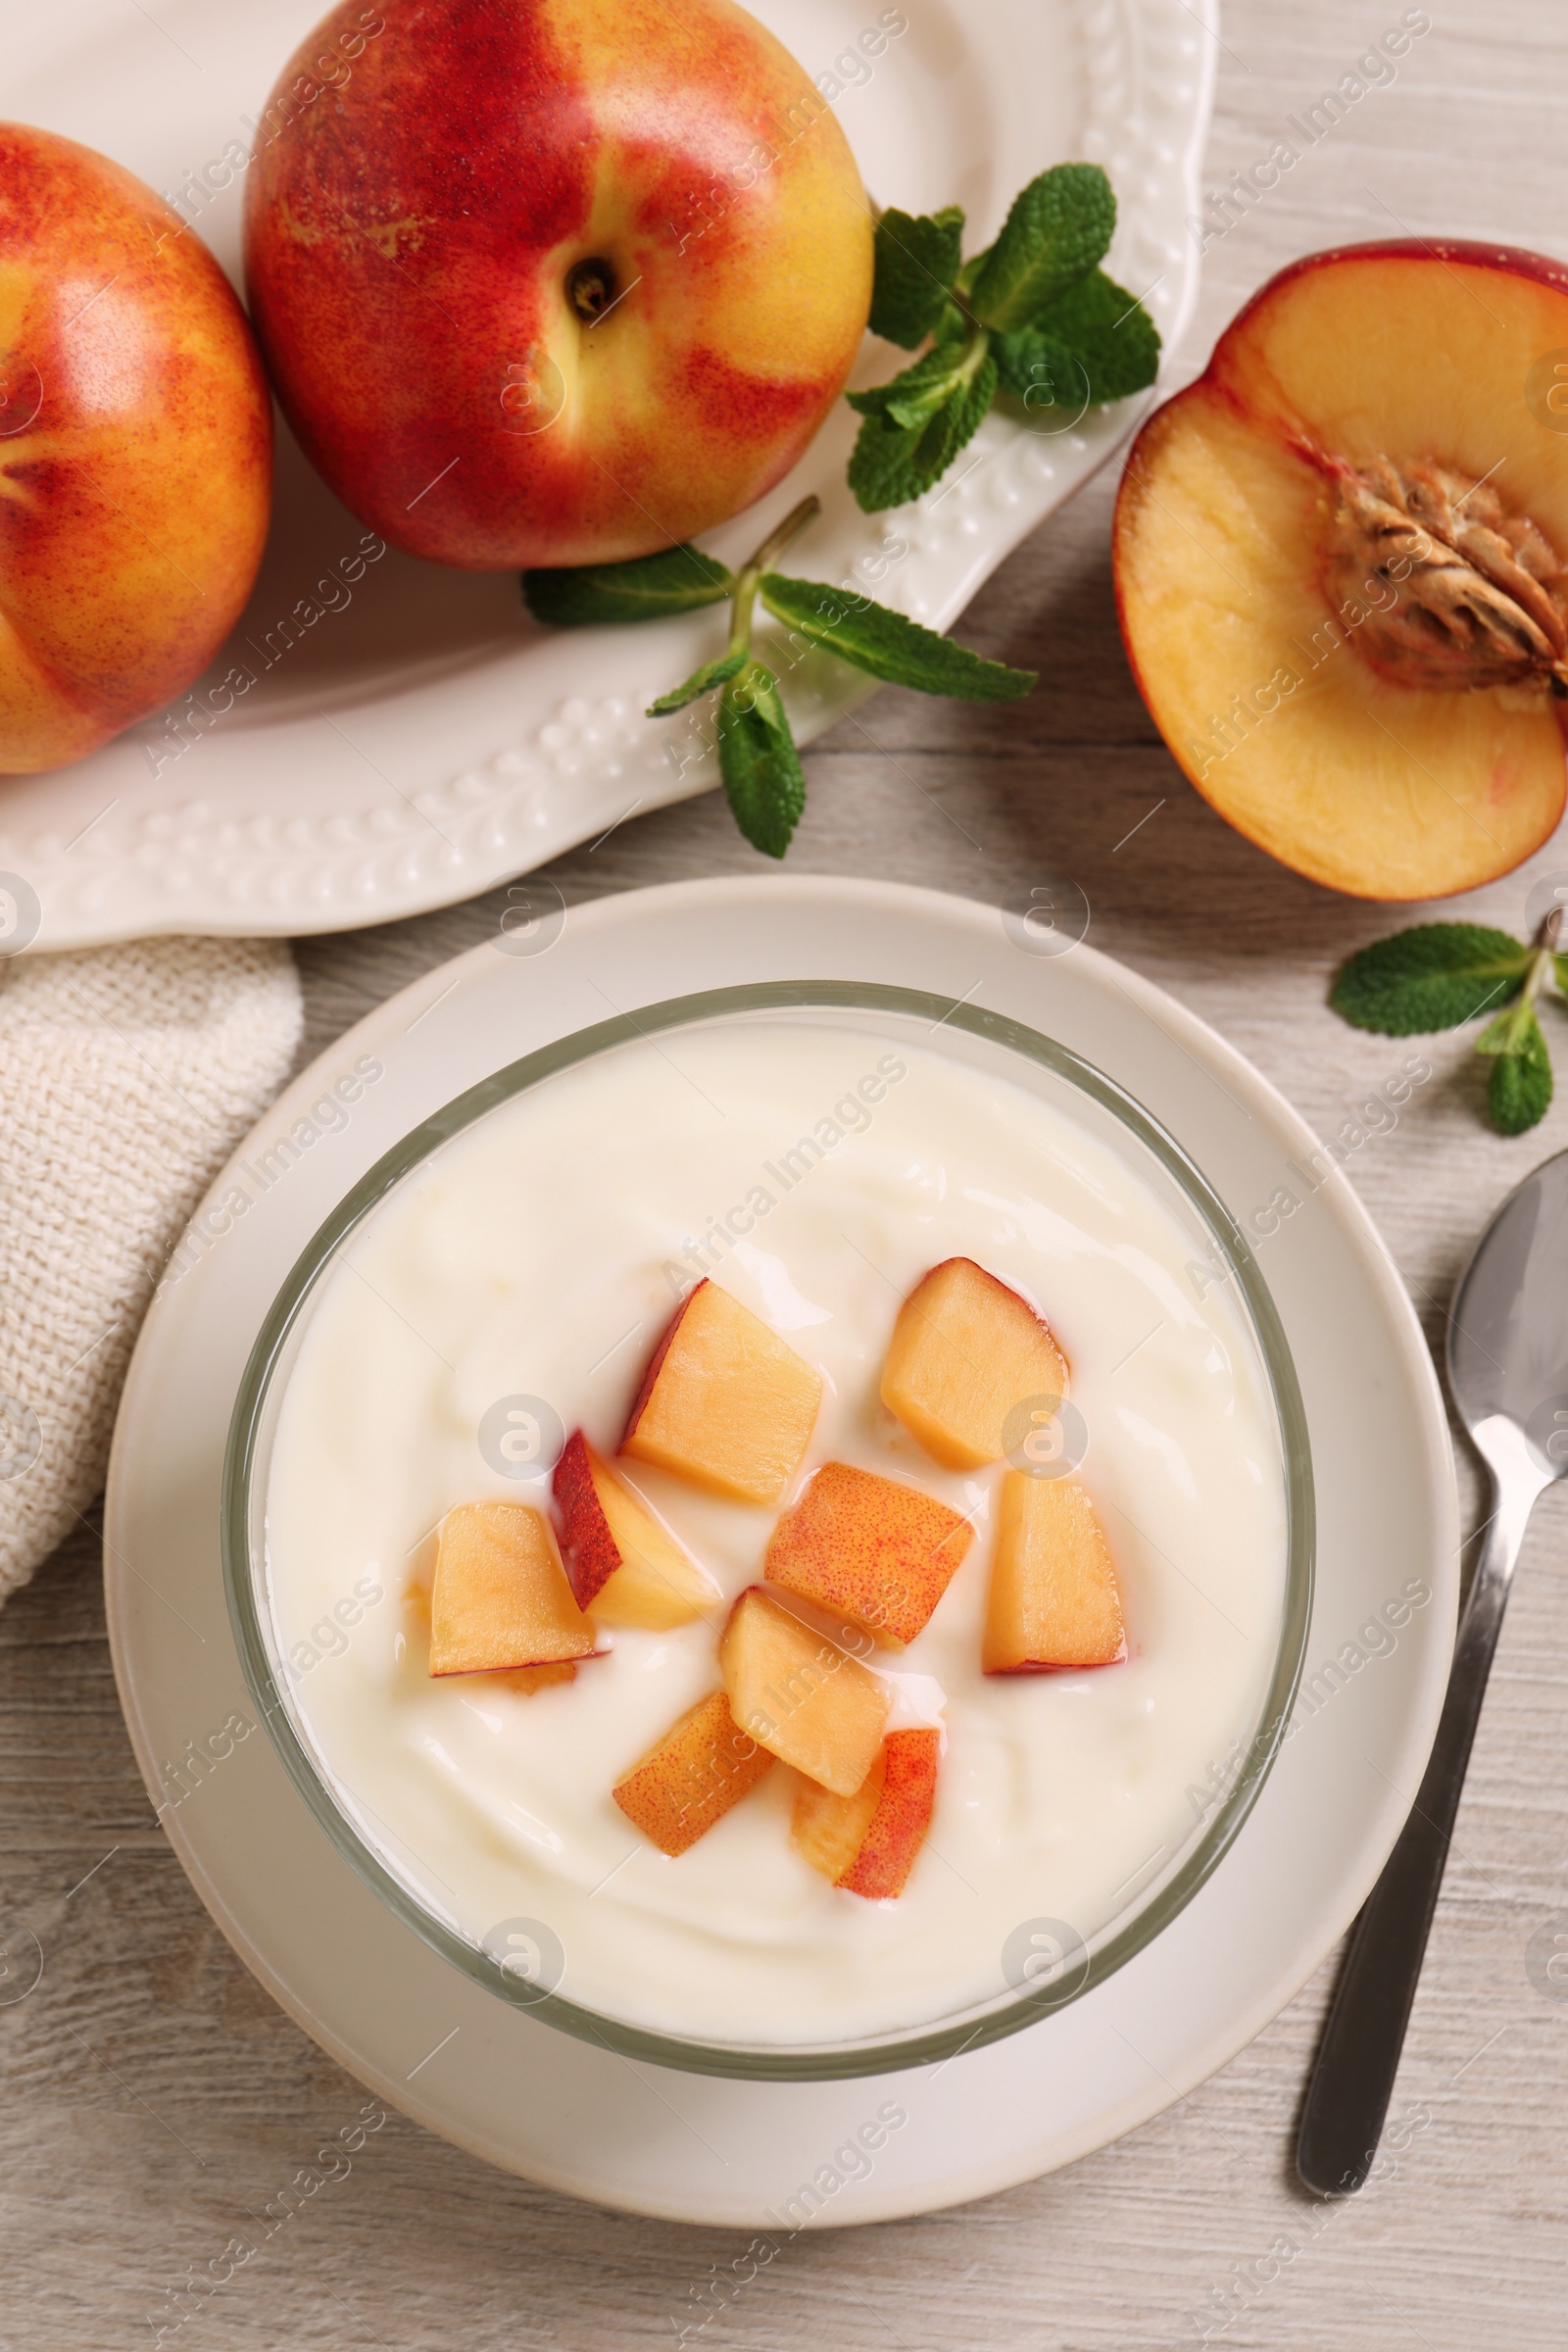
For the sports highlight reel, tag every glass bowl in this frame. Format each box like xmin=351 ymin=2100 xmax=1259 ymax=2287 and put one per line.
xmin=222 ymin=981 xmax=1313 ymax=2082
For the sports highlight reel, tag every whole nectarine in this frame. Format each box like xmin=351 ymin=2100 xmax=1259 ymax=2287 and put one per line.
xmin=0 ymin=124 xmax=271 ymax=773
xmin=1115 ymin=241 xmax=1568 ymax=899
xmin=243 ymin=0 xmax=874 ymax=569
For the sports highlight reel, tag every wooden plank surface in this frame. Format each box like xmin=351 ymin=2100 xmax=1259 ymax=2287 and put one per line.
xmin=8 ymin=3 xmax=1568 ymax=2342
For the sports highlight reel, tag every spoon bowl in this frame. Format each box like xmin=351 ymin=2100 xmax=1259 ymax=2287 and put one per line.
xmin=1450 ymin=1148 xmax=1568 ymax=1479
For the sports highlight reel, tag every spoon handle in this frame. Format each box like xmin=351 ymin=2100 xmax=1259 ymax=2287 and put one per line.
xmin=1296 ymin=1469 xmax=1536 ymax=2195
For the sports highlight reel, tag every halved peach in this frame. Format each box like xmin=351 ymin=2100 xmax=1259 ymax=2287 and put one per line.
xmin=763 ymin=1461 xmax=972 ymax=1647
xmin=792 ymin=1729 xmax=940 ymax=1899
xmin=428 ymin=1502 xmax=598 ymax=1676
xmin=982 ymin=1472 xmax=1126 ymax=1673
xmin=881 ymin=1257 xmax=1068 ymax=1471
xmin=612 ymin=1689 xmax=773 ymax=1857
xmin=718 ymin=1587 xmax=888 ymax=1796
xmin=621 ymin=1280 xmax=822 ymax=1507
xmin=553 ymin=1431 xmax=718 ymax=1630
xmin=1114 ymin=241 xmax=1568 ymax=899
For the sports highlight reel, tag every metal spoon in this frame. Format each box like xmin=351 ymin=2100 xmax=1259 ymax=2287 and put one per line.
xmin=1297 ymin=1147 xmax=1568 ymax=2195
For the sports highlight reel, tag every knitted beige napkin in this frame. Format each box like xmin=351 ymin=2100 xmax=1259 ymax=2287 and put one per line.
xmin=0 ymin=938 xmax=303 ymax=1605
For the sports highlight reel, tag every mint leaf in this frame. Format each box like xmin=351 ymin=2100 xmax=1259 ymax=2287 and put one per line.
xmin=1484 ymin=1008 xmax=1553 ymax=1134
xmin=1476 ymin=993 xmax=1542 ymax=1057
xmin=847 ymin=342 xmax=968 ymax=425
xmin=1331 ymin=925 xmax=1534 ymax=1035
xmin=759 ymin=574 xmax=1035 ymax=701
xmin=935 ymin=296 xmax=969 ymax=346
xmin=992 ymin=333 xmax=1091 ymax=416
xmin=647 ymin=648 xmax=747 ymax=715
xmin=967 ymin=164 xmax=1116 ymax=334
xmin=848 ymin=351 xmax=998 ymax=514
xmin=869 ymin=206 xmax=965 ymax=348
xmin=994 ymin=270 xmax=1160 ymax=405
xmin=523 ymin=543 xmax=732 ymax=626
xmin=717 ymin=662 xmax=805 ymax=858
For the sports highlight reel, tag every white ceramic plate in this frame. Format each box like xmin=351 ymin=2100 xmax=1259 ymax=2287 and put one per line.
xmin=5 ymin=0 xmax=1213 ymax=949
xmin=104 ymin=877 xmax=1457 ymax=2227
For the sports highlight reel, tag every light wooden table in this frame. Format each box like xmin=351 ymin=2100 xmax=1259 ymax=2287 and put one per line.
xmin=8 ymin=5 xmax=1568 ymax=2344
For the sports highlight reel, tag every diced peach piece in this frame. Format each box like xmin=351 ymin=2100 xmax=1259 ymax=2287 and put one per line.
xmin=411 ymin=1566 xmax=576 ymax=1690
xmin=718 ymin=1587 xmax=888 ymax=1796
xmin=427 ymin=1502 xmax=597 ymax=1676
xmin=612 ymin=1690 xmax=773 ymax=1857
xmin=792 ymin=1729 xmax=941 ymax=1898
xmin=792 ymin=1745 xmax=887 ymax=1882
xmin=982 ymin=1472 xmax=1127 ymax=1673
xmin=881 ymin=1257 xmax=1069 ymax=1471
xmin=763 ymin=1461 xmax=972 ymax=1648
xmin=553 ymin=1431 xmax=718 ymax=1630
xmin=620 ymin=1279 xmax=821 ymax=1506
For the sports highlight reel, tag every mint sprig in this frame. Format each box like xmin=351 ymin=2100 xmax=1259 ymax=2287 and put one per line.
xmin=849 ymin=163 xmax=1159 ymax=514
xmin=521 ymin=495 xmax=1036 ymax=858
xmin=1331 ymin=920 xmax=1560 ymax=1135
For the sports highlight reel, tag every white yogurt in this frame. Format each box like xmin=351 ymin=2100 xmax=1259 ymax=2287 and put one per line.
xmin=264 ymin=1019 xmax=1287 ymax=2046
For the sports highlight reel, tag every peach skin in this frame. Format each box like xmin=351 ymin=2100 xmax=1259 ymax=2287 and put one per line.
xmin=0 ymin=123 xmax=271 ymax=773
xmin=613 ymin=1689 xmax=773 ymax=1857
xmin=763 ymin=1460 xmax=972 ymax=1647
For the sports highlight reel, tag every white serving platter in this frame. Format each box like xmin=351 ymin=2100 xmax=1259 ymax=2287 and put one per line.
xmin=104 ymin=877 xmax=1457 ymax=2226
xmin=5 ymin=0 xmax=1213 ymax=946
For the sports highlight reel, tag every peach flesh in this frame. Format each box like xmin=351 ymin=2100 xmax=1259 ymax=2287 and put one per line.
xmin=719 ymin=1586 xmax=888 ymax=1797
xmin=982 ymin=1472 xmax=1126 ymax=1674
xmin=621 ymin=1280 xmax=821 ymax=1508
xmin=427 ymin=1502 xmax=598 ymax=1674
xmin=880 ymin=1256 xmax=1069 ymax=1473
